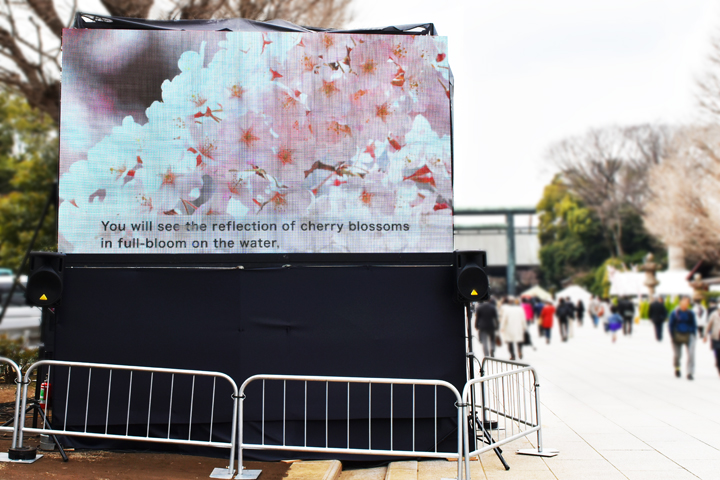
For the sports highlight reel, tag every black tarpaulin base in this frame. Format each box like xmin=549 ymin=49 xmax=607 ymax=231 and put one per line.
xmin=50 ymin=263 xmax=466 ymax=461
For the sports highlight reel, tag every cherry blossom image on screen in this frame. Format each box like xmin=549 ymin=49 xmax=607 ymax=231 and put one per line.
xmin=58 ymin=29 xmax=453 ymax=254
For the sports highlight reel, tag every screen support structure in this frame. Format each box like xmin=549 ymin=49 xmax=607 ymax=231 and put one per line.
xmin=0 ymin=182 xmax=57 ymax=324
xmin=464 ymin=302 xmax=509 ymax=470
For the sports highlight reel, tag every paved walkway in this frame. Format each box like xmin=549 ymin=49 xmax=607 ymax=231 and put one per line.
xmin=471 ymin=318 xmax=720 ymax=480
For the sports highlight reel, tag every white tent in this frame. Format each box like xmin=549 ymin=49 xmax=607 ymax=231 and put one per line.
xmin=556 ymin=285 xmax=592 ymax=305
xmin=608 ymin=270 xmax=693 ymax=297
xmin=519 ymin=285 xmax=553 ymax=302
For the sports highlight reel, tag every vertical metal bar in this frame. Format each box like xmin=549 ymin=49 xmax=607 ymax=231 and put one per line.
xmin=507 ymin=213 xmax=516 ymax=295
xmin=105 ymin=370 xmax=113 ymax=435
xmin=457 ymin=398 xmax=464 ymax=480
xmin=346 ymin=382 xmax=350 ymax=449
xmin=237 ymin=382 xmax=245 ymax=476
xmin=125 ymin=371 xmax=132 ymax=436
xmin=304 ymin=381 xmax=307 ymax=448
xmin=84 ymin=368 xmax=92 ymax=433
xmin=188 ymin=375 xmax=196 ymax=441
xmin=64 ymin=366 xmax=72 ymax=432
xmin=522 ymin=371 xmax=528 ymax=430
xmin=412 ymin=384 xmax=415 ymax=452
xmin=17 ymin=366 xmax=31 ymax=448
xmin=8 ymin=359 xmax=21 ymax=448
xmin=390 ymin=383 xmax=393 ymax=451
xmin=261 ymin=379 xmax=265 ymax=445
xmin=368 ymin=382 xmax=372 ymax=450
xmin=209 ymin=377 xmax=216 ymax=441
xmin=43 ymin=365 xmax=52 ymax=430
xmin=167 ymin=374 xmax=175 ymax=439
xmin=463 ymin=400 xmax=471 ymax=480
xmin=146 ymin=372 xmax=154 ymax=438
xmin=434 ymin=385 xmax=437 ymax=453
xmin=283 ymin=380 xmax=286 ymax=447
xmin=534 ymin=372 xmax=543 ymax=453
xmin=498 ymin=377 xmax=507 ymax=438
xmin=325 ymin=381 xmax=329 ymax=449
xmin=227 ymin=378 xmax=238 ymax=476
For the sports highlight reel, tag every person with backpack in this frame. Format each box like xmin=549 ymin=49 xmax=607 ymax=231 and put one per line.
xmin=693 ymin=300 xmax=708 ymax=337
xmin=606 ymin=305 xmax=623 ymax=343
xmin=669 ymin=297 xmax=698 ymax=380
xmin=475 ymin=299 xmax=499 ymax=358
xmin=556 ymin=298 xmax=571 ymax=342
xmin=648 ymin=296 xmax=668 ymax=341
xmin=703 ymin=306 xmax=720 ymax=377
xmin=617 ymin=296 xmax=635 ymax=336
xmin=539 ymin=301 xmax=556 ymax=344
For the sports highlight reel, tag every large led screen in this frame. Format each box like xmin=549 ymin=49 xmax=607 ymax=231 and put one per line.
xmin=59 ymin=29 xmax=453 ymax=254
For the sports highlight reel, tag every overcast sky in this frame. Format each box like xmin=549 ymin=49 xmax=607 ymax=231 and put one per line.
xmin=347 ymin=0 xmax=720 ymax=211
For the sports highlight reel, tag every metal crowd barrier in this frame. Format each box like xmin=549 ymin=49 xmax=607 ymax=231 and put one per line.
xmin=462 ymin=357 xmax=558 ymax=480
xmin=237 ymin=374 xmax=465 ymax=480
xmin=16 ymin=360 xmax=240 ymax=479
xmin=0 ymin=357 xmax=23 ymax=451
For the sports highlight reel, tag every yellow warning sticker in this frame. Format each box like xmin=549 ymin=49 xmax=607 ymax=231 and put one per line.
xmin=39 ymin=294 xmax=47 ymax=301
xmin=471 ymin=289 xmax=478 ymax=296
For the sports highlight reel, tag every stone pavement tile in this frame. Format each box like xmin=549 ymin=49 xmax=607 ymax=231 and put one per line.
xmin=417 ymin=460 xmax=463 ymax=480
xmin=337 ymin=466 xmax=386 ymax=480
xmin=680 ymin=461 xmax=720 ymax=480
xmin=384 ymin=461 xmax=417 ymax=480
xmin=623 ymin=426 xmax=693 ymax=443
xmin=541 ymin=458 xmax=621 ymax=475
xmin=484 ymin=468 xmax=556 ymax=480
xmin=647 ymin=440 xmax=720 ymax=459
xmin=600 ymin=412 xmax=669 ymax=428
xmin=538 ymin=440 xmax=602 ymax=460
xmin=579 ymin=432 xmax=653 ymax=451
xmin=688 ymin=432 xmax=720 ymax=449
xmin=623 ymin=470 xmax=701 ymax=480
xmin=598 ymin=449 xmax=685 ymax=472
xmin=552 ymin=472 xmax=628 ymax=480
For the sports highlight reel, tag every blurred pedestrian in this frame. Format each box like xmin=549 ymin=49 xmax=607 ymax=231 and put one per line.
xmin=556 ymin=298 xmax=571 ymax=342
xmin=533 ymin=298 xmax=544 ymax=321
xmin=521 ymin=297 xmax=534 ymax=325
xmin=607 ymin=305 xmax=623 ymax=342
xmin=617 ymin=296 xmax=635 ymax=336
xmin=589 ymin=296 xmax=601 ymax=327
xmin=500 ymin=297 xmax=528 ymax=361
xmin=534 ymin=299 xmax=545 ymax=336
xmin=648 ymin=296 xmax=668 ymax=341
xmin=540 ymin=301 xmax=556 ymax=344
xmin=669 ymin=297 xmax=698 ymax=380
xmin=704 ymin=306 xmax=720 ymax=377
xmin=576 ymin=299 xmax=585 ymax=326
xmin=693 ymin=300 xmax=707 ymax=337
xmin=475 ymin=299 xmax=499 ymax=358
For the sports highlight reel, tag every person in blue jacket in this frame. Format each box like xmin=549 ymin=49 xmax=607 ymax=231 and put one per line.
xmin=668 ymin=297 xmax=698 ymax=380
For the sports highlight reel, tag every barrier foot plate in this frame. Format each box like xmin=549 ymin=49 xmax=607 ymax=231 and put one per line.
xmin=235 ymin=470 xmax=262 ymax=479
xmin=209 ymin=467 xmax=235 ymax=479
xmin=0 ymin=452 xmax=43 ymax=463
xmin=517 ymin=448 xmax=559 ymax=457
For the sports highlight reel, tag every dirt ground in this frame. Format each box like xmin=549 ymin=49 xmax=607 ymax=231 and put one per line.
xmin=0 ymin=386 xmax=288 ymax=479
xmin=0 ymin=433 xmax=289 ymax=480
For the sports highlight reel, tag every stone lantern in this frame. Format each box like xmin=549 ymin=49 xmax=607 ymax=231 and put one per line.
xmin=641 ymin=253 xmax=660 ymax=297
xmin=690 ymin=273 xmax=707 ymax=303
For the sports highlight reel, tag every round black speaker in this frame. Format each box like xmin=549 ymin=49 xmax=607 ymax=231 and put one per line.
xmin=457 ymin=264 xmax=489 ymax=301
xmin=26 ymin=266 xmax=63 ymax=306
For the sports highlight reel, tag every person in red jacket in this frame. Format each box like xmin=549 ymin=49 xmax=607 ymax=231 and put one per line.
xmin=540 ymin=302 xmax=556 ymax=344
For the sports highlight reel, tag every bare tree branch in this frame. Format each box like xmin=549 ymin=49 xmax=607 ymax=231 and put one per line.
xmin=25 ymin=0 xmax=64 ymax=38
xmin=0 ymin=0 xmax=352 ymax=124
xmin=547 ymin=124 xmax=672 ymax=258
xmin=100 ymin=0 xmax=154 ymax=19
